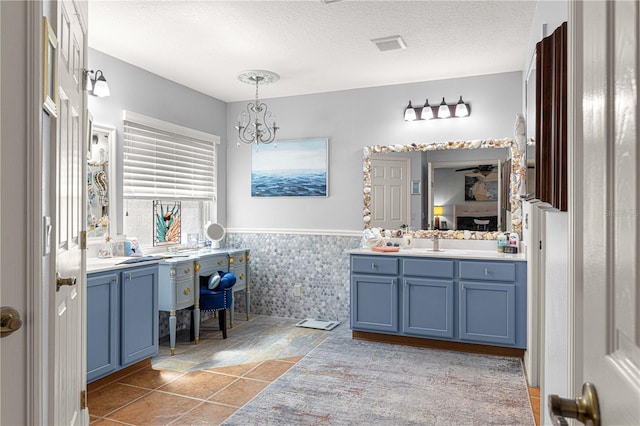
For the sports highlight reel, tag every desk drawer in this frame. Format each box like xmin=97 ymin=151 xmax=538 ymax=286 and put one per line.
xmin=198 ymin=255 xmax=228 ymax=275
xmin=175 ymin=277 xmax=194 ymax=307
xmin=459 ymin=261 xmax=516 ymax=282
xmin=403 ymin=258 xmax=454 ymax=279
xmin=229 ymin=252 xmax=247 ymax=266
xmin=170 ymin=261 xmax=195 ymax=281
xmin=351 ymin=256 xmax=398 ymax=275
xmin=230 ymin=265 xmax=247 ymax=292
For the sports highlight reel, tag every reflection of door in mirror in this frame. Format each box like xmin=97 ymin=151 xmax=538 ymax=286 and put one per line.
xmin=87 ymin=124 xmax=116 ymax=238
xmin=369 ymin=156 xmax=410 ymax=230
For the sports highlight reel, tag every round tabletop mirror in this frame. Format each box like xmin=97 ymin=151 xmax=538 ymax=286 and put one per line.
xmin=204 ymin=222 xmax=226 ymax=248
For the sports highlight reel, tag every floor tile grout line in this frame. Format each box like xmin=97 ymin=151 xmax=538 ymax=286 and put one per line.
xmin=96 ymin=388 xmax=154 ymax=420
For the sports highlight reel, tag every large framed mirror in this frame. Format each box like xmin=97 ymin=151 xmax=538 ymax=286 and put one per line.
xmin=363 ymin=138 xmax=525 ymax=240
xmin=87 ymin=123 xmax=116 ymax=239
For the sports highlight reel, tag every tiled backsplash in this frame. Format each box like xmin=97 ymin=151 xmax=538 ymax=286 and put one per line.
xmin=158 ymin=232 xmax=360 ymax=339
xmin=227 ymin=232 xmax=360 ymax=324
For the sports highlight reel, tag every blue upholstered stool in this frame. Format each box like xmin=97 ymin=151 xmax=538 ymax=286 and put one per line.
xmin=191 ymin=271 xmax=236 ymax=339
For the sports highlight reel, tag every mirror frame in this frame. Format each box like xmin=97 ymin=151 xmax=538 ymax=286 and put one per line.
xmin=362 ymin=138 xmax=525 ymax=240
xmin=87 ymin=123 xmax=117 ymax=240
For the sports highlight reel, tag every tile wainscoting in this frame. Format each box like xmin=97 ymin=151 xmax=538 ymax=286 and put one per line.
xmin=227 ymin=232 xmax=361 ymax=324
xmin=158 ymin=232 xmax=360 ymax=339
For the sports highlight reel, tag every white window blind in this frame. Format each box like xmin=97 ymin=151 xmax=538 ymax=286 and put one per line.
xmin=123 ymin=111 xmax=219 ymax=199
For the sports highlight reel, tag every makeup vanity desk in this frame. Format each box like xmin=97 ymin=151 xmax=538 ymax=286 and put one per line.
xmin=348 ymin=248 xmax=527 ymax=353
xmin=158 ymin=248 xmax=250 ymax=355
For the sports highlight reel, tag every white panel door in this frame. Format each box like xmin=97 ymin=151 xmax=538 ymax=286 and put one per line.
xmin=571 ymin=1 xmax=640 ymax=424
xmin=54 ymin=0 xmax=87 ymax=423
xmin=370 ymin=156 xmax=409 ymax=230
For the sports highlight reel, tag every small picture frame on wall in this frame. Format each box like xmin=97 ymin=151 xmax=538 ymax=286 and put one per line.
xmin=43 ymin=17 xmax=58 ymax=117
xmin=411 ymin=180 xmax=422 ymax=195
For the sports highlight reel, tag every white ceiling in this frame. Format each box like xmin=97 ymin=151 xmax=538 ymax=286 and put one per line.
xmin=88 ymin=0 xmax=537 ymax=102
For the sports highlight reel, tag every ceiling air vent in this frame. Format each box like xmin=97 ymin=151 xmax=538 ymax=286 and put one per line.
xmin=371 ymin=35 xmax=407 ymax=52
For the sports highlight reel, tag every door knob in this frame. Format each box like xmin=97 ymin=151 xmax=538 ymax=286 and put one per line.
xmin=56 ymin=272 xmax=77 ymax=291
xmin=548 ymin=382 xmax=600 ymax=426
xmin=1 ymin=307 xmax=23 ymax=337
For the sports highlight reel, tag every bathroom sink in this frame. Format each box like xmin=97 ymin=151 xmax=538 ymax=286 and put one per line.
xmin=424 ymin=249 xmax=469 ymax=256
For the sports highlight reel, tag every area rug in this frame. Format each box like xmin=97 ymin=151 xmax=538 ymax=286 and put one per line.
xmin=223 ymin=337 xmax=534 ymax=425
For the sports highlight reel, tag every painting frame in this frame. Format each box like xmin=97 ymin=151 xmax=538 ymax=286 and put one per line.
xmin=43 ymin=17 xmax=58 ymax=117
xmin=251 ymin=137 xmax=329 ymax=197
xmin=153 ymin=200 xmax=182 ymax=247
xmin=411 ymin=180 xmax=422 ymax=195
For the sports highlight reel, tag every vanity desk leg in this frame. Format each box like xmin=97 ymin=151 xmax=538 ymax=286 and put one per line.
xmin=193 ymin=299 xmax=200 ymax=344
xmin=169 ymin=310 xmax=176 ymax=356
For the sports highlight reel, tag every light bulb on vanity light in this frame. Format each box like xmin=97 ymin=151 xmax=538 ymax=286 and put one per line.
xmin=421 ymin=99 xmax=433 ymax=120
xmin=455 ymin=96 xmax=469 ymax=117
xmin=437 ymin=97 xmax=450 ymax=119
xmin=404 ymin=101 xmax=417 ymax=121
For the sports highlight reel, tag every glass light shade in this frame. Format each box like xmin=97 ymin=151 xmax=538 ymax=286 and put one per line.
xmin=455 ymin=96 xmax=469 ymax=117
xmin=92 ymin=71 xmax=110 ymax=97
xmin=404 ymin=101 xmax=416 ymax=121
xmin=433 ymin=205 xmax=444 ymax=216
xmin=437 ymin=98 xmax=450 ymax=119
xmin=421 ymin=99 xmax=433 ymax=119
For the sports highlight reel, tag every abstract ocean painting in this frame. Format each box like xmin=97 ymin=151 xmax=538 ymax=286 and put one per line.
xmin=251 ymin=138 xmax=328 ymax=197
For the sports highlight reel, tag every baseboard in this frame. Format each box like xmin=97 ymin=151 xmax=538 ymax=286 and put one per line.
xmin=352 ymin=331 xmax=525 ymax=358
xmin=86 ymin=358 xmax=152 ymax=393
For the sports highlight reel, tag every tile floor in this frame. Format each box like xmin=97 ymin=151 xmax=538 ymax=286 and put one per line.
xmin=88 ymin=356 xmax=302 ymax=425
xmin=87 ymin=315 xmax=541 ymax=425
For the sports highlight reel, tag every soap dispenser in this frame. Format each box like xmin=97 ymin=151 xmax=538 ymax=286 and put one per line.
xmin=497 ymin=233 xmax=508 ymax=253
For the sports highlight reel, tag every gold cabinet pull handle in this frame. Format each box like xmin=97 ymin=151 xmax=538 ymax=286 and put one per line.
xmin=239 ymin=257 xmax=244 ymax=263
xmin=218 ymin=259 xmax=223 ymax=266
xmin=239 ymin=273 xmax=245 ymax=280
xmin=184 ymin=268 xmax=190 ymax=274
xmin=194 ymin=263 xmax=201 ymax=273
xmin=184 ymin=287 xmax=191 ymax=295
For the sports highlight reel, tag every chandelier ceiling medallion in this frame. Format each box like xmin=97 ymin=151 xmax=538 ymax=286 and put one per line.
xmin=235 ymin=70 xmax=280 ymax=146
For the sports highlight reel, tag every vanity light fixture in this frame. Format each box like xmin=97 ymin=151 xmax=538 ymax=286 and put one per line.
xmin=235 ymin=69 xmax=280 ymax=146
xmin=403 ymin=96 xmax=470 ymax=121
xmin=84 ymin=69 xmax=110 ymax=97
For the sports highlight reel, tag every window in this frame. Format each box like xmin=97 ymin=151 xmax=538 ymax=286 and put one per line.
xmin=122 ymin=111 xmax=219 ymax=247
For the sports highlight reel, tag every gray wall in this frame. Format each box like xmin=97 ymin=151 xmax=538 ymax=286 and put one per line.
xmin=87 ymin=49 xmax=228 ymax=233
xmin=226 ymin=71 xmax=523 ymax=232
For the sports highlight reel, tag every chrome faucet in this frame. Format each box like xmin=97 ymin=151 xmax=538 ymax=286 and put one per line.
xmin=432 ymin=231 xmax=440 ymax=251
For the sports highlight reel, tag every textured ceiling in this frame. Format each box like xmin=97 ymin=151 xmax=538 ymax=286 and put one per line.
xmin=88 ymin=1 xmax=537 ymax=102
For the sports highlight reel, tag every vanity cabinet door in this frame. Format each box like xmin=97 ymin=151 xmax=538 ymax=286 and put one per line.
xmin=351 ymin=275 xmax=398 ymax=333
xmin=120 ymin=265 xmax=159 ymax=366
xmin=402 ymin=278 xmax=455 ymax=338
xmin=87 ymin=272 xmax=119 ymax=383
xmin=459 ymin=281 xmax=516 ymax=346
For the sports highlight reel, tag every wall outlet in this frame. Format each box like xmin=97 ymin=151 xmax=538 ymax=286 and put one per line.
xmin=293 ymin=284 xmax=301 ymax=297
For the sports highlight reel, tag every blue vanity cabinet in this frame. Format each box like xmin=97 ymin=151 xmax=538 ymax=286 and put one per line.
xmin=350 ymin=253 xmax=527 ymax=349
xmin=87 ymin=271 xmax=119 ymax=382
xmin=401 ymin=258 xmax=455 ymax=338
xmin=87 ymin=264 xmax=159 ymax=383
xmin=458 ymin=260 xmax=526 ymax=348
xmin=120 ymin=265 xmax=159 ymax=366
xmin=350 ymin=256 xmax=399 ymax=333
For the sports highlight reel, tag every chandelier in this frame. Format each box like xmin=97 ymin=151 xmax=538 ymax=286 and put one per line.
xmin=235 ymin=70 xmax=280 ymax=146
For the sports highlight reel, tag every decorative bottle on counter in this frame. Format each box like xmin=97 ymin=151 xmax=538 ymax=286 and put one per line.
xmin=497 ymin=233 xmax=508 ymax=253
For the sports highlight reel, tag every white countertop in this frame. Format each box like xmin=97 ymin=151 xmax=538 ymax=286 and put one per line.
xmin=87 ymin=248 xmax=250 ymax=273
xmin=348 ymin=247 xmax=526 ymax=261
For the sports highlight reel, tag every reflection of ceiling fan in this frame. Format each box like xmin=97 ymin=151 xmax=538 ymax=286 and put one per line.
xmin=455 ymin=164 xmax=496 ymax=176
